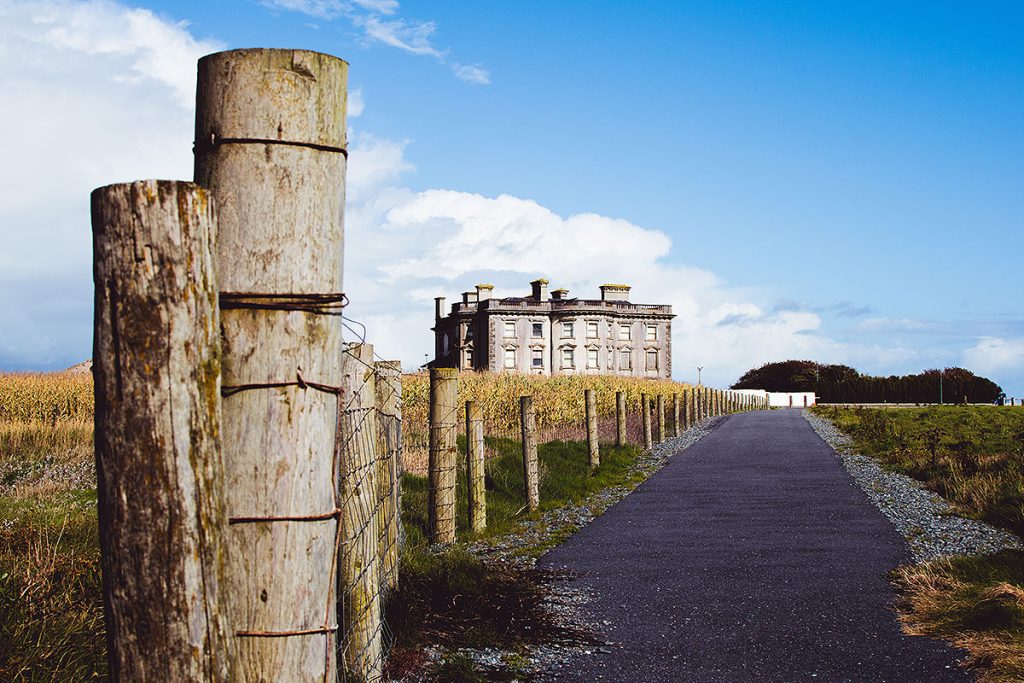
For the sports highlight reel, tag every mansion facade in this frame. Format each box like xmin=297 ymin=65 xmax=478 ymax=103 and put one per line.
xmin=432 ymin=279 xmax=674 ymax=379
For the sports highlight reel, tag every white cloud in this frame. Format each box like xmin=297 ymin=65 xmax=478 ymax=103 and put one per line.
xmin=348 ymin=87 xmax=365 ymax=117
xmin=452 ymin=62 xmax=490 ymax=85
xmin=262 ymin=0 xmax=489 ymax=84
xmin=340 ymin=141 xmax=853 ymax=384
xmin=962 ymin=337 xmax=1024 ymax=376
xmin=0 ymin=0 xmax=221 ymax=367
xmin=857 ymin=316 xmax=929 ymax=332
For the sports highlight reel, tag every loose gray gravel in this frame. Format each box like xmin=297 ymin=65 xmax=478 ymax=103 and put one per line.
xmin=803 ymin=409 xmax=1022 ymax=562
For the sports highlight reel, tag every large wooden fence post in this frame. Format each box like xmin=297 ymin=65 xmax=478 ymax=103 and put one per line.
xmin=585 ymin=389 xmax=600 ymax=469
xmin=656 ymin=394 xmax=666 ymax=443
xmin=641 ymin=394 xmax=653 ymax=450
xmin=466 ymin=401 xmax=486 ymax=533
xmin=428 ymin=368 xmax=459 ymax=544
xmin=520 ymin=396 xmax=540 ymax=512
xmin=374 ymin=361 xmax=402 ymax=594
xmin=194 ymin=48 xmax=348 ymax=680
xmin=615 ymin=391 xmax=626 ymax=447
xmin=672 ymin=393 xmax=681 ymax=437
xmin=339 ymin=343 xmax=382 ymax=679
xmin=93 ymin=180 xmax=231 ymax=681
xmin=682 ymin=388 xmax=691 ymax=430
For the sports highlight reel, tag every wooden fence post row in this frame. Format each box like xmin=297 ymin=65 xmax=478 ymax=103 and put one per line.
xmin=93 ymin=180 xmax=232 ymax=681
xmin=656 ymin=394 xmax=666 ymax=443
xmin=520 ymin=396 xmax=540 ymax=511
xmin=641 ymin=393 xmax=653 ymax=449
xmin=465 ymin=401 xmax=486 ymax=533
xmin=428 ymin=368 xmax=459 ymax=545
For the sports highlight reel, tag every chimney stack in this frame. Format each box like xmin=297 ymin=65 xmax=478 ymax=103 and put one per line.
xmin=530 ymin=278 xmax=549 ymax=302
xmin=476 ymin=283 xmax=494 ymax=302
xmin=462 ymin=291 xmax=478 ymax=304
xmin=435 ymin=296 xmax=446 ymax=320
xmin=599 ymin=284 xmax=631 ymax=302
xmin=551 ymin=288 xmax=569 ymax=301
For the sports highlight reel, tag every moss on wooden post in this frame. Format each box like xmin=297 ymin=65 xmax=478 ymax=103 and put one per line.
xmin=92 ymin=180 xmax=232 ymax=681
xmin=586 ymin=389 xmax=600 ymax=469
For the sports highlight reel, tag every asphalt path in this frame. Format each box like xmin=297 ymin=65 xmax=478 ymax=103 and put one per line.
xmin=539 ymin=409 xmax=969 ymax=682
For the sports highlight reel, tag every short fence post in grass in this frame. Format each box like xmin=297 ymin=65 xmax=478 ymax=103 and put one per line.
xmin=657 ymin=394 xmax=666 ymax=443
xmin=585 ymin=389 xmax=600 ymax=469
xmin=194 ymin=48 xmax=348 ymax=679
xmin=520 ymin=395 xmax=540 ymax=512
xmin=92 ymin=180 xmax=232 ymax=681
xmin=338 ymin=343 xmax=382 ymax=680
xmin=672 ymin=393 xmax=681 ymax=437
xmin=374 ymin=360 xmax=402 ymax=595
xmin=429 ymin=368 xmax=459 ymax=544
xmin=615 ymin=390 xmax=626 ymax=447
xmin=465 ymin=400 xmax=486 ymax=533
xmin=642 ymin=393 xmax=653 ymax=450
xmin=682 ymin=388 xmax=691 ymax=429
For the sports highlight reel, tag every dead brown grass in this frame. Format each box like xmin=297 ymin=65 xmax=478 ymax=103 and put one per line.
xmin=893 ymin=551 xmax=1024 ymax=682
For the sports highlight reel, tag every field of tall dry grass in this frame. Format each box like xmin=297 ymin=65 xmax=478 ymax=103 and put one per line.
xmin=0 ymin=371 xmax=103 ymax=680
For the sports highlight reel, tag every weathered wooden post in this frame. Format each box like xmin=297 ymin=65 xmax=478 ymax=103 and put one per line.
xmin=93 ymin=180 xmax=231 ymax=681
xmin=374 ymin=360 xmax=402 ymax=594
xmin=585 ymin=389 xmax=600 ymax=469
xmin=520 ymin=396 xmax=540 ymax=512
xmin=338 ymin=343 xmax=382 ymax=679
xmin=466 ymin=400 xmax=486 ymax=532
xmin=656 ymin=394 xmax=666 ymax=443
xmin=194 ymin=48 xmax=348 ymax=680
xmin=641 ymin=394 xmax=653 ymax=449
xmin=615 ymin=390 xmax=626 ymax=447
xmin=671 ymin=393 xmax=681 ymax=437
xmin=682 ymin=388 xmax=692 ymax=430
xmin=428 ymin=368 xmax=459 ymax=544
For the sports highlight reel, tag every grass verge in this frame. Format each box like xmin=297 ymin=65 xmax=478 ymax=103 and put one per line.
xmin=893 ymin=551 xmax=1024 ymax=682
xmin=813 ymin=405 xmax=1024 ymax=682
xmin=384 ymin=437 xmax=645 ymax=680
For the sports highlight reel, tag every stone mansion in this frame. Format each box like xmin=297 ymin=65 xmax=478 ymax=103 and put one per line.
xmin=432 ymin=279 xmax=674 ymax=379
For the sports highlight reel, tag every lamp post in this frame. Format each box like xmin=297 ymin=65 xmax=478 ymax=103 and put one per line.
xmin=697 ymin=366 xmax=703 ymax=386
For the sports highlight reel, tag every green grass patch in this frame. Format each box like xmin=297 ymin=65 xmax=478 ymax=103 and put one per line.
xmin=812 ymin=405 xmax=1024 ymax=536
xmin=814 ymin=405 xmax=1024 ymax=682
xmin=385 ymin=437 xmax=644 ymax=679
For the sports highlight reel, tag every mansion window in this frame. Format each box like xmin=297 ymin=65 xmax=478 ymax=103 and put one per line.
xmin=620 ymin=349 xmax=632 ymax=370
xmin=646 ymin=325 xmax=657 ymax=341
xmin=561 ymin=348 xmax=575 ymax=368
xmin=504 ymin=348 xmax=516 ymax=368
xmin=503 ymin=321 xmax=516 ymax=338
xmin=646 ymin=350 xmax=659 ymax=370
xmin=619 ymin=324 xmax=632 ymax=341
xmin=532 ymin=322 xmax=544 ymax=338
xmin=562 ymin=322 xmax=574 ymax=338
xmin=586 ymin=321 xmax=599 ymax=338
xmin=532 ymin=348 xmax=544 ymax=369
xmin=587 ymin=348 xmax=599 ymax=369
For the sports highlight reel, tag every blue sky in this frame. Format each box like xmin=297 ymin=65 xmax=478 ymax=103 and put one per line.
xmin=1 ymin=0 xmax=1022 ymax=393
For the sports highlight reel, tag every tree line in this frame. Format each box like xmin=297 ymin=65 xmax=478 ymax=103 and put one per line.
xmin=730 ymin=360 xmax=1004 ymax=404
